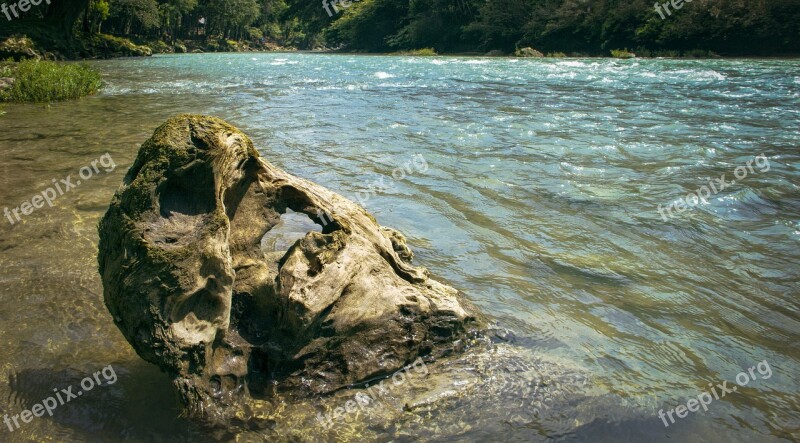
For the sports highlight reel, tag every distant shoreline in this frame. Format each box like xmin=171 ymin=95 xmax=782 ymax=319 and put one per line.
xmin=143 ymin=50 xmax=800 ymax=61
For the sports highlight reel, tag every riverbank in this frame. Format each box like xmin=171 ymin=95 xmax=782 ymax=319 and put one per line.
xmin=0 ymin=57 xmax=102 ymax=104
xmin=4 ymin=31 xmax=798 ymax=63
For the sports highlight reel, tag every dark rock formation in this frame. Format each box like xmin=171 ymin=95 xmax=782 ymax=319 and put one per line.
xmin=98 ymin=115 xmax=480 ymax=426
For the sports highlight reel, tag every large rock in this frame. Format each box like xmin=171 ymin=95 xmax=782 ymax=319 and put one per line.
xmin=98 ymin=115 xmax=480 ymax=426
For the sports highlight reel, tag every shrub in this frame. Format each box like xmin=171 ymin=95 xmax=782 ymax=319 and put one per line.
xmin=683 ymin=49 xmax=720 ymax=58
xmin=86 ymin=34 xmax=152 ymax=58
xmin=248 ymin=27 xmax=263 ymax=41
xmin=656 ymin=50 xmax=681 ymax=58
xmin=1 ymin=60 xmax=102 ymax=103
xmin=396 ymin=48 xmax=437 ymax=56
xmin=610 ymin=48 xmax=636 ymax=59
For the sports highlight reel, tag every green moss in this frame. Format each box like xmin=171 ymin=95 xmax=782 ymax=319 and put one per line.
xmin=0 ymin=59 xmax=102 ymax=103
xmin=147 ymin=40 xmax=173 ymax=54
xmin=86 ymin=34 xmax=152 ymax=58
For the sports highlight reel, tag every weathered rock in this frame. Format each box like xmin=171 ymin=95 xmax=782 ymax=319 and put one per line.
xmin=0 ymin=77 xmax=15 ymax=92
xmin=147 ymin=40 xmax=174 ymax=54
xmin=98 ymin=115 xmax=480 ymax=426
xmin=485 ymin=50 xmax=505 ymax=57
xmin=514 ymin=47 xmax=544 ymax=58
xmin=86 ymin=34 xmax=152 ymax=58
xmin=0 ymin=36 xmax=41 ymax=61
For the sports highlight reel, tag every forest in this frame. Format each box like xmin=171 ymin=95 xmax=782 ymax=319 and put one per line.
xmin=2 ymin=0 xmax=799 ymax=56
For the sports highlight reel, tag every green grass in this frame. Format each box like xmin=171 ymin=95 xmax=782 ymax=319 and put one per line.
xmin=0 ymin=59 xmax=102 ymax=103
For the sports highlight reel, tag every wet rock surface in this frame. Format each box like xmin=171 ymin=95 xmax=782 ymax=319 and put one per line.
xmin=98 ymin=115 xmax=481 ymax=426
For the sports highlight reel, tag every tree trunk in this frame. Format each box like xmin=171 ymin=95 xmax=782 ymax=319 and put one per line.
xmin=44 ymin=0 xmax=92 ymax=39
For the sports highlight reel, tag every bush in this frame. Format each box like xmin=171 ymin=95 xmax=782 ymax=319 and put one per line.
xmin=85 ymin=34 xmax=152 ymax=58
xmin=683 ymin=49 xmax=720 ymax=58
xmin=247 ymin=27 xmax=263 ymax=41
xmin=0 ymin=60 xmax=102 ymax=103
xmin=395 ymin=48 xmax=437 ymax=56
xmin=610 ymin=48 xmax=636 ymax=59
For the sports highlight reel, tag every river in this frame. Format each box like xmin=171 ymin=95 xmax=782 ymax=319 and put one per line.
xmin=0 ymin=53 xmax=797 ymax=442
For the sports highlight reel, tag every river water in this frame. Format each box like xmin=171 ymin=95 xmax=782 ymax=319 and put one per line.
xmin=0 ymin=53 xmax=797 ymax=442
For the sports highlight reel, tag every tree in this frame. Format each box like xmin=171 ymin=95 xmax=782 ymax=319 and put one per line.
xmin=108 ymin=0 xmax=160 ymax=35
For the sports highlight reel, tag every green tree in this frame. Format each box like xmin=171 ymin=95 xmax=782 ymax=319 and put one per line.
xmin=108 ymin=0 xmax=160 ymax=35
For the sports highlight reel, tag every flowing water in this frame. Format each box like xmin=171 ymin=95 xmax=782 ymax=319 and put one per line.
xmin=0 ymin=53 xmax=798 ymax=442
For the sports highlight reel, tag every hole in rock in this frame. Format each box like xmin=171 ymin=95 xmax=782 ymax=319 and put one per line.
xmin=260 ymin=209 xmax=322 ymax=253
xmin=247 ymin=349 xmax=272 ymax=398
xmin=158 ymin=162 xmax=216 ymax=217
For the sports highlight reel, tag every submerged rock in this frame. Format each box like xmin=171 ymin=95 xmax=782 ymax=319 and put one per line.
xmin=98 ymin=115 xmax=481 ymax=426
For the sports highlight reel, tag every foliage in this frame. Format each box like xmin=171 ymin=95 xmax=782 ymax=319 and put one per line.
xmin=0 ymin=60 xmax=102 ymax=103
xmin=5 ymin=0 xmax=799 ymax=57
xmin=394 ymin=48 xmax=437 ymax=56
xmin=85 ymin=33 xmax=153 ymax=57
xmin=323 ymin=0 xmax=799 ymax=55
xmin=107 ymin=0 xmax=160 ymax=35
xmin=610 ymin=48 xmax=636 ymax=59
xmin=200 ymin=0 xmax=261 ymax=40
xmin=325 ymin=0 xmax=409 ymax=52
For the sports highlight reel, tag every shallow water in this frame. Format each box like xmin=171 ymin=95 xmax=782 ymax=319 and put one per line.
xmin=0 ymin=53 xmax=798 ymax=442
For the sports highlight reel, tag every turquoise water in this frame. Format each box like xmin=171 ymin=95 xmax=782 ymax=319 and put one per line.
xmin=0 ymin=53 xmax=798 ymax=442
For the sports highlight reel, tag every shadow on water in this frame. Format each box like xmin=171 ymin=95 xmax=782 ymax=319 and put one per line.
xmin=4 ymin=361 xmax=196 ymax=442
